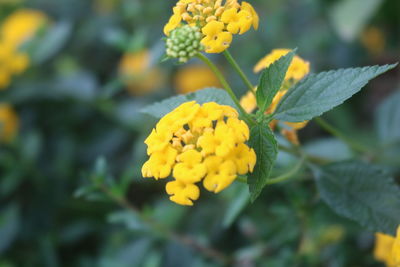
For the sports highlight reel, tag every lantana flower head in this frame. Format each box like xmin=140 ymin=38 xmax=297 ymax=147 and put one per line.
xmin=240 ymin=49 xmax=310 ymax=145
xmin=164 ymin=0 xmax=259 ymax=54
xmin=142 ymin=101 xmax=256 ymax=206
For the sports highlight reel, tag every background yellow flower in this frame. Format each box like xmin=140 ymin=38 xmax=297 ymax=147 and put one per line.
xmin=119 ymin=49 xmax=164 ymax=96
xmin=0 ymin=9 xmax=48 ymax=90
xmin=174 ymin=64 xmax=221 ymax=94
xmin=0 ymin=104 xmax=19 ymax=143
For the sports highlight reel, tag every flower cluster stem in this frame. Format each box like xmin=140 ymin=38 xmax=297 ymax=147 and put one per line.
xmin=223 ymin=50 xmax=255 ymax=94
xmin=266 ymin=156 xmax=305 ymax=185
xmin=196 ymin=53 xmax=254 ymax=125
xmin=235 ymin=155 xmax=305 ymax=185
xmin=314 ymin=117 xmax=370 ymax=154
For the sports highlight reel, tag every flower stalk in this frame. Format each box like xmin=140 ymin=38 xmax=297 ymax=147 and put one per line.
xmin=196 ymin=52 xmax=254 ymax=125
xmin=223 ymin=49 xmax=255 ymax=94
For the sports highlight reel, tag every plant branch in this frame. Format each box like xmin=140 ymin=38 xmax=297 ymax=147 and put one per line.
xmin=223 ymin=50 xmax=256 ymax=94
xmin=314 ymin=117 xmax=370 ymax=154
xmin=196 ymin=52 xmax=254 ymax=126
xmin=266 ymin=156 xmax=305 ymax=185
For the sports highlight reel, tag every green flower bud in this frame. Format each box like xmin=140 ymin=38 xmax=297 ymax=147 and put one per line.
xmin=165 ymin=25 xmax=204 ymax=63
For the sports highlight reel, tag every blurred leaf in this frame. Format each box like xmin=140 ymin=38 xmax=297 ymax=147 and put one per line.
xmin=330 ymin=0 xmax=384 ymax=42
xmin=0 ymin=204 xmax=19 ymax=254
xmin=257 ymin=50 xmax=295 ymax=111
xmin=142 ymin=250 xmax=162 ymax=267
xmin=99 ymin=238 xmax=153 ymax=267
xmin=54 ymin=71 xmax=98 ymax=101
xmin=107 ymin=211 xmax=148 ymax=231
xmin=94 ymin=156 xmax=108 ymax=179
xmin=222 ymin=184 xmax=249 ymax=228
xmin=141 ymin=88 xmax=236 ymax=118
xmin=0 ymin=170 xmax=23 ymax=197
xmin=102 ymin=28 xmax=129 ymax=51
xmin=304 ymin=138 xmax=353 ymax=161
xmin=247 ymin=122 xmax=278 ymax=202
xmin=151 ymin=201 xmax=186 ymax=228
xmin=313 ymin=160 xmax=400 ymax=235
xmin=20 ymin=131 xmax=42 ymax=163
xmin=73 ymin=184 xmax=96 ymax=199
xmin=274 ymin=64 xmax=397 ymax=122
xmin=375 ymin=90 xmax=400 ymax=145
xmin=31 ymin=21 xmax=72 ymax=64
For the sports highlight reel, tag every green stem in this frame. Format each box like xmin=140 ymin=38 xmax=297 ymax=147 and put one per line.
xmin=223 ymin=50 xmax=255 ymax=94
xmin=236 ymin=176 xmax=247 ymax=183
xmin=196 ymin=53 xmax=254 ymax=125
xmin=266 ymin=156 xmax=305 ymax=185
xmin=235 ymin=156 xmax=305 ymax=186
xmin=314 ymin=117 xmax=370 ymax=153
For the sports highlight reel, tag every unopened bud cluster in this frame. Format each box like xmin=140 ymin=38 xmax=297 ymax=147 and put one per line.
xmin=165 ymin=25 xmax=204 ymax=63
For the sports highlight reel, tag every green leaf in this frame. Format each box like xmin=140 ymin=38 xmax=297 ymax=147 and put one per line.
xmin=256 ymin=50 xmax=295 ymax=111
xmin=141 ymin=88 xmax=236 ymax=118
xmin=274 ymin=64 xmax=397 ymax=122
xmin=222 ymin=184 xmax=249 ymax=228
xmin=247 ymin=123 xmax=278 ymax=202
xmin=375 ymin=90 xmax=400 ymax=145
xmin=313 ymin=160 xmax=400 ymax=235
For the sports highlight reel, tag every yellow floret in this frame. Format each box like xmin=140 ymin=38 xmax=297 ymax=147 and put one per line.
xmin=197 ymin=121 xmax=236 ymax=157
xmin=141 ymin=145 xmax=178 ymax=179
xmin=203 ymin=156 xmax=237 ymax=193
xmin=241 ymin=1 xmax=259 ymax=30
xmin=226 ymin=117 xmax=249 ymax=142
xmin=144 ymin=128 xmax=173 ymax=155
xmin=393 ymin=226 xmax=400 ymax=266
xmin=164 ymin=13 xmax=182 ymax=36
xmin=173 ymin=149 xmax=207 ymax=183
xmin=190 ymin=102 xmax=225 ymax=131
xmin=201 ymin=20 xmax=232 ymax=53
xmin=221 ymin=8 xmax=252 ymax=35
xmin=227 ymin=143 xmax=256 ymax=174
xmin=374 ymin=232 xmax=396 ymax=267
xmin=166 ymin=180 xmax=200 ymax=206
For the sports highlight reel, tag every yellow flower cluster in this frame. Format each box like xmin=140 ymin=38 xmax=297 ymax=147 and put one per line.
xmin=374 ymin=226 xmax=400 ymax=267
xmin=240 ymin=49 xmax=310 ymax=145
xmin=119 ymin=49 xmax=164 ymax=96
xmin=142 ymin=101 xmax=256 ymax=206
xmin=0 ymin=9 xmax=48 ymax=89
xmin=0 ymin=104 xmax=19 ymax=143
xmin=164 ymin=0 xmax=259 ymax=53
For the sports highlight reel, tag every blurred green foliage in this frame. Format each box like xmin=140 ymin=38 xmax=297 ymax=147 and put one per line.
xmin=0 ymin=0 xmax=399 ymax=266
